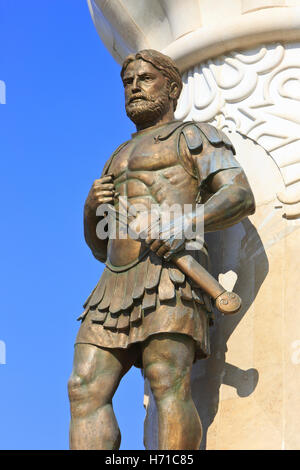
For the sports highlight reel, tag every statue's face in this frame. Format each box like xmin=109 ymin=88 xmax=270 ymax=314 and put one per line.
xmin=122 ymin=59 xmax=172 ymax=126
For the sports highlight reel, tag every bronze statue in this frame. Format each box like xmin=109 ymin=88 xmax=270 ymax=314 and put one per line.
xmin=68 ymin=50 xmax=255 ymax=450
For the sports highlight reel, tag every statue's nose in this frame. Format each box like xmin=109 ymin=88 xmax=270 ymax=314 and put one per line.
xmin=132 ymin=77 xmax=141 ymax=92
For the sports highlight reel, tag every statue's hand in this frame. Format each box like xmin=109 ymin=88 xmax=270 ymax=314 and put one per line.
xmin=85 ymin=175 xmax=117 ymax=214
xmin=143 ymin=211 xmax=196 ymax=261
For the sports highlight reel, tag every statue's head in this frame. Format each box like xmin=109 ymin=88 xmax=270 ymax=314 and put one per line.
xmin=121 ymin=49 xmax=182 ymax=127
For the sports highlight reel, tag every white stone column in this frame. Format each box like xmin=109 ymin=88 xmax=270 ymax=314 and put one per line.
xmin=87 ymin=0 xmax=300 ymax=449
xmin=170 ymin=42 xmax=300 ymax=449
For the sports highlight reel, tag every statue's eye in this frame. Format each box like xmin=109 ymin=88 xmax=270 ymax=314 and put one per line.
xmin=140 ymin=75 xmax=152 ymax=82
xmin=123 ymin=78 xmax=133 ymax=86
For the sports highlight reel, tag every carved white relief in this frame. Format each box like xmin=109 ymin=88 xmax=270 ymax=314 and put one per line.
xmin=241 ymin=0 xmax=286 ymax=14
xmin=89 ymin=0 xmax=300 ymax=70
xmin=175 ymin=43 xmax=300 ymax=219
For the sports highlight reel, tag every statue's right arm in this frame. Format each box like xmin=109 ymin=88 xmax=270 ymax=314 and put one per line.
xmin=83 ymin=174 xmax=116 ymax=263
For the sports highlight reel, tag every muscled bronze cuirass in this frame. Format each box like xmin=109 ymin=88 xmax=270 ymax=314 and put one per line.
xmin=106 ymin=121 xmax=199 ymax=270
xmin=77 ymin=119 xmax=240 ymax=354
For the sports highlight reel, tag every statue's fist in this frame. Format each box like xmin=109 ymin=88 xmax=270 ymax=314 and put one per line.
xmin=85 ymin=175 xmax=117 ymax=212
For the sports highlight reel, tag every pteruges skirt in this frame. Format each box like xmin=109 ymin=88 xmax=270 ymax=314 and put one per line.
xmin=75 ymin=249 xmax=213 ymax=368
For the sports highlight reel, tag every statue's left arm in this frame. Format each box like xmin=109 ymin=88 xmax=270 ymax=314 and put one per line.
xmin=181 ymin=123 xmax=255 ymax=233
xmin=199 ymin=167 xmax=255 ymax=232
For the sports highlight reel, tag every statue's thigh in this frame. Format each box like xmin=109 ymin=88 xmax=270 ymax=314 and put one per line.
xmin=70 ymin=343 xmax=139 ymax=399
xmin=141 ymin=333 xmax=195 ymax=394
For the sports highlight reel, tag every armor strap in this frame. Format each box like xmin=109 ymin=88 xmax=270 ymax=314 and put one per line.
xmin=101 ymin=140 xmax=130 ymax=177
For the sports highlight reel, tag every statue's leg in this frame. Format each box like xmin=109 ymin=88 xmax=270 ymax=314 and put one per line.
xmin=142 ymin=333 xmax=202 ymax=450
xmin=68 ymin=342 xmax=138 ymax=450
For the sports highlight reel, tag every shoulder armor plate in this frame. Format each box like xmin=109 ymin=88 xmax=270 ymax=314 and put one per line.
xmin=181 ymin=123 xmax=203 ymax=154
xmin=195 ymin=122 xmax=236 ymax=155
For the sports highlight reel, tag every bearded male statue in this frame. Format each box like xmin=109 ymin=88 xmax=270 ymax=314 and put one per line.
xmin=68 ymin=49 xmax=255 ymax=450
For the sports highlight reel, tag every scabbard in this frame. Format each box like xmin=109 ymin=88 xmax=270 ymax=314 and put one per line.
xmin=172 ymin=253 xmax=225 ymax=299
xmin=172 ymin=252 xmax=241 ymax=315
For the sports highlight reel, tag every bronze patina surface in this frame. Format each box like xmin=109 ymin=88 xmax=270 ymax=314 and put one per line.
xmin=68 ymin=50 xmax=255 ymax=450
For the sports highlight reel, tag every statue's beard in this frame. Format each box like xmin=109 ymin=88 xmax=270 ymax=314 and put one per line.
xmin=125 ymin=92 xmax=170 ymax=126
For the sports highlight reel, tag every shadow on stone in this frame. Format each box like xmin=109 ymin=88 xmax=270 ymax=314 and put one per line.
xmin=192 ymin=217 xmax=268 ymax=449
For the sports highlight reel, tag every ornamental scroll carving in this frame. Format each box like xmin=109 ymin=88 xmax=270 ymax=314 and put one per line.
xmin=175 ymin=43 xmax=300 ymax=219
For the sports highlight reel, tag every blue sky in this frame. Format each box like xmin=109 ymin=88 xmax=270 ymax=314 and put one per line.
xmin=0 ymin=0 xmax=145 ymax=450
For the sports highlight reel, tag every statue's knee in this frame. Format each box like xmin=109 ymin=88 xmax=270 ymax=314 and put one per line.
xmin=68 ymin=357 xmax=120 ymax=418
xmin=68 ymin=365 xmax=105 ymax=416
xmin=68 ymin=373 xmax=86 ymax=403
xmin=145 ymin=362 xmax=189 ymax=402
